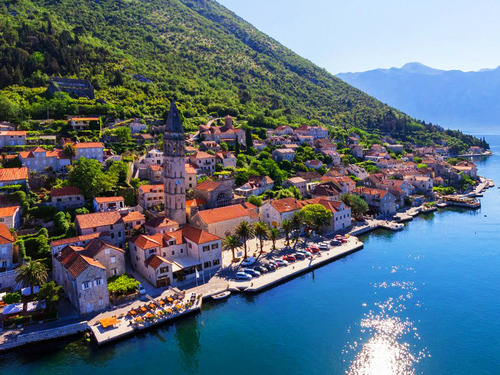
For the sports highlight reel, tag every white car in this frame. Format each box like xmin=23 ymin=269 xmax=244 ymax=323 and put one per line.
xmin=274 ymin=259 xmax=289 ymax=267
xmin=235 ymin=272 xmax=252 ymax=280
xmin=242 ymin=257 xmax=256 ymax=266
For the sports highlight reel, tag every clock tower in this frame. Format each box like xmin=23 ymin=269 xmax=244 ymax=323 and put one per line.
xmin=163 ymin=99 xmax=186 ymax=225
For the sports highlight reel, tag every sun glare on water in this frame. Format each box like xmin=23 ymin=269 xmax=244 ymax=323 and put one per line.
xmin=345 ymin=276 xmax=428 ymax=375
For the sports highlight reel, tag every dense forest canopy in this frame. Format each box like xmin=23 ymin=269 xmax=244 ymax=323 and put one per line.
xmin=0 ymin=0 xmax=487 ymax=150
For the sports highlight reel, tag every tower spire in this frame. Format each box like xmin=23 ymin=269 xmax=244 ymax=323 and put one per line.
xmin=165 ymin=99 xmax=183 ymax=133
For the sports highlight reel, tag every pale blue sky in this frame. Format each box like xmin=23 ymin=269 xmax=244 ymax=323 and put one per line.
xmin=216 ymin=0 xmax=500 ymax=74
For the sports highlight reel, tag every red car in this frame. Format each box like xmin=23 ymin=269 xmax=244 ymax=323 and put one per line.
xmin=307 ymin=247 xmax=320 ymax=254
xmin=283 ymin=255 xmax=296 ymax=262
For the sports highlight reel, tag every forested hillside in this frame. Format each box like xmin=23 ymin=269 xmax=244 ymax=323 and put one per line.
xmin=0 ymin=0 xmax=486 ymax=149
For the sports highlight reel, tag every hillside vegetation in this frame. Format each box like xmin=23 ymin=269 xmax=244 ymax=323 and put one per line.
xmin=0 ymin=0 xmax=486 ymax=150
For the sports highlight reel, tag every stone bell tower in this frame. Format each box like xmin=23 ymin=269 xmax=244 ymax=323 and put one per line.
xmin=163 ymin=100 xmax=186 ymax=225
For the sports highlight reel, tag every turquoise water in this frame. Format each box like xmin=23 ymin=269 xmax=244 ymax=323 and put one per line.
xmin=2 ymin=140 xmax=500 ymax=374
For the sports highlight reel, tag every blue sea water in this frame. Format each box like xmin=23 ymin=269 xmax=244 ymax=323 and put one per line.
xmin=1 ymin=138 xmax=500 ymax=375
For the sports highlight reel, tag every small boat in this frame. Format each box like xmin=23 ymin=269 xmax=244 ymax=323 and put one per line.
xmin=212 ymin=291 xmax=231 ymax=300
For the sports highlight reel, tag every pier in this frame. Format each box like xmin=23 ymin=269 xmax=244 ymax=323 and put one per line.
xmin=230 ymin=237 xmax=364 ymax=293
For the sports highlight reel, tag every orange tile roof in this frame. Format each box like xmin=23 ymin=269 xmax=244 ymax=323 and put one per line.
xmin=145 ymin=255 xmax=172 ymax=269
xmin=83 ymin=238 xmax=124 ymax=257
xmin=74 ymin=142 xmax=104 ymax=149
xmin=190 ymin=151 xmax=214 ymax=159
xmin=76 ymin=211 xmax=122 ymax=230
xmin=185 ymin=163 xmax=198 ymax=174
xmin=174 ymin=225 xmax=221 ymax=244
xmin=139 ymin=184 xmax=164 ymax=194
xmin=121 ymin=211 xmax=145 ymax=223
xmin=196 ymin=180 xmax=221 ymax=192
xmin=0 ymin=223 xmax=14 ymax=244
xmin=0 ymin=167 xmax=28 ymax=182
xmin=50 ymin=232 xmax=106 ymax=247
xmin=270 ymin=198 xmax=302 ymax=213
xmin=50 ymin=187 xmax=83 ymax=198
xmin=148 ymin=164 xmax=163 ymax=171
xmin=145 ymin=216 xmax=179 ymax=229
xmin=0 ymin=205 xmax=20 ymax=218
xmin=196 ymin=204 xmax=250 ymax=224
xmin=354 ymin=187 xmax=388 ymax=198
xmin=69 ymin=117 xmax=100 ymax=121
xmin=94 ymin=196 xmax=124 ymax=204
xmin=57 ymin=246 xmax=106 ymax=277
xmin=186 ymin=198 xmax=207 ymax=207
xmin=131 ymin=234 xmax=161 ymax=249
xmin=0 ymin=131 xmax=26 ymax=136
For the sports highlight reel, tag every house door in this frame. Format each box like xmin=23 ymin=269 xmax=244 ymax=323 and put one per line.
xmin=86 ymin=303 xmax=93 ymax=314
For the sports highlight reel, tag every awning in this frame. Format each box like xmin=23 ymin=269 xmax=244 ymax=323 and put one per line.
xmin=172 ymin=257 xmax=201 ymax=272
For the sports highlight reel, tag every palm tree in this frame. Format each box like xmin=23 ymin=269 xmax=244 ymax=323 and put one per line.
xmin=253 ymin=221 xmax=270 ymax=253
xmin=281 ymin=219 xmax=293 ymax=245
xmin=269 ymin=227 xmax=280 ymax=251
xmin=235 ymin=221 xmax=254 ymax=259
xmin=63 ymin=143 xmax=77 ymax=163
xmin=15 ymin=259 xmax=48 ymax=297
xmin=291 ymin=213 xmax=302 ymax=246
xmin=222 ymin=234 xmax=242 ymax=262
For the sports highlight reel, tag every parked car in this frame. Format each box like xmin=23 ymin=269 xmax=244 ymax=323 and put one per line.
xmin=283 ymin=254 xmax=296 ymax=262
xmin=330 ymin=240 xmax=342 ymax=246
xmin=242 ymin=257 xmax=256 ymax=266
xmin=137 ymin=283 xmax=147 ymax=295
xmin=296 ymin=250 xmax=312 ymax=258
xmin=235 ymin=272 xmax=252 ymax=280
xmin=308 ymin=247 xmax=320 ymax=254
xmin=254 ymin=265 xmax=268 ymax=273
xmin=294 ymin=252 xmax=306 ymax=260
xmin=275 ymin=259 xmax=289 ymax=267
xmin=264 ymin=262 xmax=277 ymax=271
xmin=243 ymin=268 xmax=261 ymax=277
xmin=319 ymin=244 xmax=329 ymax=251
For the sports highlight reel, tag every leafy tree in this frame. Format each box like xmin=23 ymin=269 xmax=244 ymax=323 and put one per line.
xmin=54 ymin=211 xmax=70 ymax=234
xmin=107 ymin=274 xmax=140 ymax=297
xmin=253 ymin=221 xmax=270 ymax=253
xmin=247 ymin=195 xmax=262 ymax=207
xmin=68 ymin=158 xmax=116 ymax=199
xmin=235 ymin=221 xmax=254 ymax=259
xmin=222 ymin=234 xmax=242 ymax=262
xmin=36 ymin=281 xmax=62 ymax=313
xmin=298 ymin=204 xmax=333 ymax=234
xmin=115 ymin=126 xmax=131 ymax=143
xmin=15 ymin=259 xmax=48 ymax=297
xmin=245 ymin=128 xmax=253 ymax=149
xmin=2 ymin=292 xmax=21 ymax=304
xmin=342 ymin=194 xmax=368 ymax=219
xmin=291 ymin=213 xmax=302 ymax=244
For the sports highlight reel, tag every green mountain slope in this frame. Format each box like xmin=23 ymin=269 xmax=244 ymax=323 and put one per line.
xmin=0 ymin=0 xmax=485 ymax=150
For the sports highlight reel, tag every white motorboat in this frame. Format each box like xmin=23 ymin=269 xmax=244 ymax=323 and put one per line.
xmin=212 ymin=291 xmax=231 ymax=300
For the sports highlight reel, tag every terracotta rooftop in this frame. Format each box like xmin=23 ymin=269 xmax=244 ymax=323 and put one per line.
xmin=174 ymin=225 xmax=221 ymax=244
xmin=145 ymin=255 xmax=172 ymax=269
xmin=0 ymin=223 xmax=14 ymax=244
xmin=190 ymin=151 xmax=214 ymax=159
xmin=131 ymin=234 xmax=161 ymax=250
xmin=121 ymin=211 xmax=145 ymax=223
xmin=51 ymin=232 xmax=107 ymax=247
xmin=94 ymin=196 xmax=125 ymax=204
xmin=83 ymin=238 xmax=124 ymax=258
xmin=145 ymin=216 xmax=179 ymax=229
xmin=50 ymin=186 xmax=83 ymax=198
xmin=139 ymin=184 xmax=164 ymax=194
xmin=0 ymin=167 xmax=28 ymax=182
xmin=195 ymin=204 xmax=250 ymax=224
xmin=0 ymin=205 xmax=20 ymax=218
xmin=196 ymin=180 xmax=221 ymax=192
xmin=74 ymin=142 xmax=104 ymax=149
xmin=0 ymin=131 xmax=26 ymax=136
xmin=57 ymin=246 xmax=106 ymax=277
xmin=75 ymin=211 xmax=122 ymax=230
xmin=270 ymin=198 xmax=302 ymax=213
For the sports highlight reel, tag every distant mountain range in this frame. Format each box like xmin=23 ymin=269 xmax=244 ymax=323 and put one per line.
xmin=337 ymin=63 xmax=500 ymax=130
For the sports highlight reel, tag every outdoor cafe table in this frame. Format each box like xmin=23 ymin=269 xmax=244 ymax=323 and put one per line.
xmin=100 ymin=316 xmax=119 ymax=329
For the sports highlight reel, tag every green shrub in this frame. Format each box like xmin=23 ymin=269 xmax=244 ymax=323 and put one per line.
xmin=3 ymin=292 xmax=22 ymax=304
xmin=107 ymin=274 xmax=140 ymax=296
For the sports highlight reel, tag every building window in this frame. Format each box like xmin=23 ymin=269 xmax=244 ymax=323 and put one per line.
xmin=204 ymin=261 xmax=211 ymax=268
xmin=203 ymin=245 xmax=210 ymax=252
xmin=211 ymin=243 xmax=218 ymax=250
xmin=111 ymin=256 xmax=116 ymax=263
xmin=105 ymin=248 xmax=110 ymax=254
xmin=94 ymin=278 xmax=103 ymax=286
xmin=171 ymin=250 xmax=175 ymax=255
xmin=213 ymin=258 xmax=220 ymax=266
xmin=112 ymin=268 xmax=118 ymax=276
xmin=160 ymin=266 xmax=169 ymax=274
xmin=82 ymin=281 xmax=91 ymax=290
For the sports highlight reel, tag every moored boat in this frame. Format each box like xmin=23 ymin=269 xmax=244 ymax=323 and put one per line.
xmin=212 ymin=291 xmax=231 ymax=300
